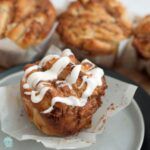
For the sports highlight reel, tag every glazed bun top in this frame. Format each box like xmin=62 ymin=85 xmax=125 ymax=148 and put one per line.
xmin=0 ymin=0 xmax=56 ymax=48
xmin=21 ymin=49 xmax=105 ymax=114
xmin=57 ymin=0 xmax=132 ymax=55
xmin=133 ymin=15 xmax=150 ymax=59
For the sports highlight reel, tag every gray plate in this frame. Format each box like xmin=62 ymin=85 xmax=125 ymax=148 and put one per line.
xmin=0 ymin=71 xmax=144 ymax=150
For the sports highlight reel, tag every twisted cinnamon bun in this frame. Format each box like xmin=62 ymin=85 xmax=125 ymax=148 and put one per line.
xmin=0 ymin=0 xmax=56 ymax=48
xmin=20 ymin=49 xmax=107 ymax=136
xmin=57 ymin=0 xmax=132 ymax=55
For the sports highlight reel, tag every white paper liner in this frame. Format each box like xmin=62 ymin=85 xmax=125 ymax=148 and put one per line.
xmin=118 ymin=38 xmax=138 ymax=69
xmin=119 ymin=37 xmax=150 ymax=76
xmin=0 ymin=23 xmax=57 ymax=68
xmin=0 ymin=70 xmax=137 ymax=149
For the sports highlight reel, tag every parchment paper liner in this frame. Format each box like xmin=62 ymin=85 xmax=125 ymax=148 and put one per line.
xmin=119 ymin=37 xmax=150 ymax=76
xmin=0 ymin=22 xmax=57 ymax=68
xmin=0 ymin=47 xmax=137 ymax=149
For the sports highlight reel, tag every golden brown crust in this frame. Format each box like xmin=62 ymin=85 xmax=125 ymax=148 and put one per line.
xmin=0 ymin=0 xmax=56 ymax=48
xmin=20 ymin=53 xmax=107 ymax=136
xmin=21 ymin=86 xmax=106 ymax=136
xmin=0 ymin=0 xmax=14 ymax=38
xmin=133 ymin=15 xmax=150 ymax=59
xmin=57 ymin=0 xmax=132 ymax=55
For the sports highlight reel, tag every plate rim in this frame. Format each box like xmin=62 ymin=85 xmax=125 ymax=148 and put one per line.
xmin=0 ymin=70 xmax=145 ymax=150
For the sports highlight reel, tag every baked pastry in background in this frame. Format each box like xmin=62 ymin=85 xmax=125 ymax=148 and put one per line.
xmin=57 ymin=0 xmax=132 ymax=67
xmin=132 ymin=15 xmax=150 ymax=75
xmin=0 ymin=0 xmax=13 ymax=38
xmin=0 ymin=0 xmax=56 ymax=48
xmin=20 ymin=49 xmax=107 ymax=136
xmin=133 ymin=15 xmax=150 ymax=59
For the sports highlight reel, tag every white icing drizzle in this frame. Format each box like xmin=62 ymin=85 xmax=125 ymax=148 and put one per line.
xmin=31 ymin=87 xmax=50 ymax=103
xmin=49 ymin=56 xmax=71 ymax=76
xmin=23 ymin=65 xmax=39 ymax=81
xmin=27 ymin=56 xmax=71 ymax=88
xmin=39 ymin=55 xmax=59 ymax=67
xmin=42 ymin=96 xmax=85 ymax=114
xmin=61 ymin=49 xmax=74 ymax=56
xmin=56 ymin=80 xmax=64 ymax=84
xmin=23 ymin=83 xmax=30 ymax=89
xmin=81 ymin=68 xmax=103 ymax=98
xmin=78 ymin=76 xmax=88 ymax=89
xmin=66 ymin=65 xmax=81 ymax=84
xmin=81 ymin=59 xmax=95 ymax=70
xmin=42 ymin=68 xmax=104 ymax=114
xmin=24 ymin=92 xmax=31 ymax=95
xmin=56 ymin=80 xmax=72 ymax=90
xmin=23 ymin=49 xmax=104 ymax=114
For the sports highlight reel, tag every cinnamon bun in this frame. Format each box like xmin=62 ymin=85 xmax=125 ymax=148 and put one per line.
xmin=132 ymin=15 xmax=150 ymax=76
xmin=57 ymin=0 xmax=132 ymax=55
xmin=20 ymin=49 xmax=107 ymax=136
xmin=0 ymin=0 xmax=56 ymax=48
xmin=133 ymin=15 xmax=150 ymax=59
